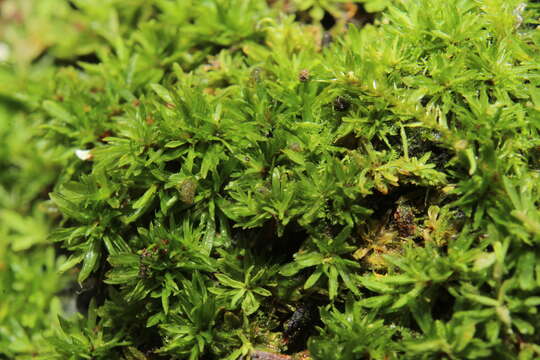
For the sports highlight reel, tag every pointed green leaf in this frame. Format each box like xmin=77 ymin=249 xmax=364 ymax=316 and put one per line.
xmin=133 ymin=184 xmax=158 ymax=209
xmin=215 ymin=273 xmax=244 ymax=289
xmin=304 ymin=268 xmax=323 ymax=289
xmin=79 ymin=238 xmax=101 ymax=283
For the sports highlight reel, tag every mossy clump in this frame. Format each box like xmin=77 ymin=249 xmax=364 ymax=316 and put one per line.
xmin=2 ymin=0 xmax=540 ymax=359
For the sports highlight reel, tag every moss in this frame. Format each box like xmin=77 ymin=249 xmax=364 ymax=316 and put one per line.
xmin=2 ymin=0 xmax=540 ymax=359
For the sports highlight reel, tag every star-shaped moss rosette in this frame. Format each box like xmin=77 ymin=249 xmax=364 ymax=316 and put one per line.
xmin=2 ymin=0 xmax=540 ymax=359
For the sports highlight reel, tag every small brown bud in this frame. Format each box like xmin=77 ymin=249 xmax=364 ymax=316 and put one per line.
xmin=178 ymin=179 xmax=197 ymax=205
xmin=333 ymin=96 xmax=350 ymax=112
xmin=299 ymin=69 xmax=310 ymax=82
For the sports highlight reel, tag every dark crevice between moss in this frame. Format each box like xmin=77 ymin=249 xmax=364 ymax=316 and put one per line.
xmin=364 ymin=184 xmax=431 ymax=220
xmin=350 ymin=3 xmax=377 ymax=27
xmin=321 ymin=11 xmax=336 ymax=30
xmin=239 ymin=220 xmax=308 ymax=264
xmin=67 ymin=1 xmax=79 ymax=10
xmin=430 ymin=285 xmax=455 ymax=323
xmin=281 ymin=303 xmax=321 ymax=354
xmin=52 ymin=52 xmax=101 ymax=69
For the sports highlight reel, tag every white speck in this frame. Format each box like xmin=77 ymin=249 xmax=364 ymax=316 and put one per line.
xmin=513 ymin=3 xmax=526 ymax=29
xmin=372 ymin=80 xmax=378 ymax=89
xmin=75 ymin=149 xmax=93 ymax=161
xmin=0 ymin=43 xmax=10 ymax=62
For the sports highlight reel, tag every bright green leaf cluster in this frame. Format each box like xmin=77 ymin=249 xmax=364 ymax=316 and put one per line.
xmin=2 ymin=0 xmax=540 ymax=359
